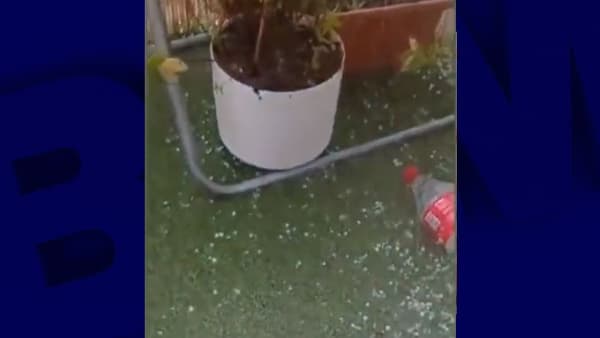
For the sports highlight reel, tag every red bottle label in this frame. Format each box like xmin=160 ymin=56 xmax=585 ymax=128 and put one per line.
xmin=422 ymin=191 xmax=455 ymax=245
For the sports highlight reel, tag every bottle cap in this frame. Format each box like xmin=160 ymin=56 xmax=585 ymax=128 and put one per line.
xmin=402 ymin=165 xmax=420 ymax=185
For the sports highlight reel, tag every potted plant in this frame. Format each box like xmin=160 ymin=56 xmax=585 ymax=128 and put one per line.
xmin=202 ymin=0 xmax=345 ymax=170
xmin=330 ymin=0 xmax=453 ymax=75
xmin=400 ymin=8 xmax=455 ymax=69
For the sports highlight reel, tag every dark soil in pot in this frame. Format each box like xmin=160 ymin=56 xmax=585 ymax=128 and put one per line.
xmin=212 ymin=15 xmax=344 ymax=92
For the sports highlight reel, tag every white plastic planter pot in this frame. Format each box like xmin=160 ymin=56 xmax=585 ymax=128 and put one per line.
xmin=210 ymin=41 xmax=345 ymax=170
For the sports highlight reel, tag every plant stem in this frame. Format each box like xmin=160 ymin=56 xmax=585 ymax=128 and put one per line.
xmin=253 ymin=0 xmax=268 ymax=66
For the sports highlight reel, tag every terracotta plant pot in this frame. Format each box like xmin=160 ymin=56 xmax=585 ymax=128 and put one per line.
xmin=337 ymin=0 xmax=452 ymax=75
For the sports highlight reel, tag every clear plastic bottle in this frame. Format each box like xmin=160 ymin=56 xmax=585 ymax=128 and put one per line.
xmin=403 ymin=165 xmax=456 ymax=254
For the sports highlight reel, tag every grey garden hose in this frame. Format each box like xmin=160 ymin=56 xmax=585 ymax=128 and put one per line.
xmin=148 ymin=0 xmax=455 ymax=196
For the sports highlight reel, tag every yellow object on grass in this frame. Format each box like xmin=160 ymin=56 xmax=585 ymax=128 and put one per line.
xmin=148 ymin=55 xmax=189 ymax=83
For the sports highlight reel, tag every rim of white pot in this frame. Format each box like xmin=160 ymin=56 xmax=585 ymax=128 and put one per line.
xmin=210 ymin=31 xmax=346 ymax=93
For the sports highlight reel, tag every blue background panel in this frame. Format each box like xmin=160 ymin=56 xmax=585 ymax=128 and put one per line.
xmin=0 ymin=1 xmax=144 ymax=337
xmin=458 ymin=0 xmax=600 ymax=338
xmin=0 ymin=77 xmax=144 ymax=337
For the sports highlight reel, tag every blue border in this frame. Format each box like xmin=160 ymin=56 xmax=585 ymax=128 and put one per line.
xmin=458 ymin=0 xmax=599 ymax=337
xmin=0 ymin=1 xmax=144 ymax=337
xmin=0 ymin=0 xmax=598 ymax=337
